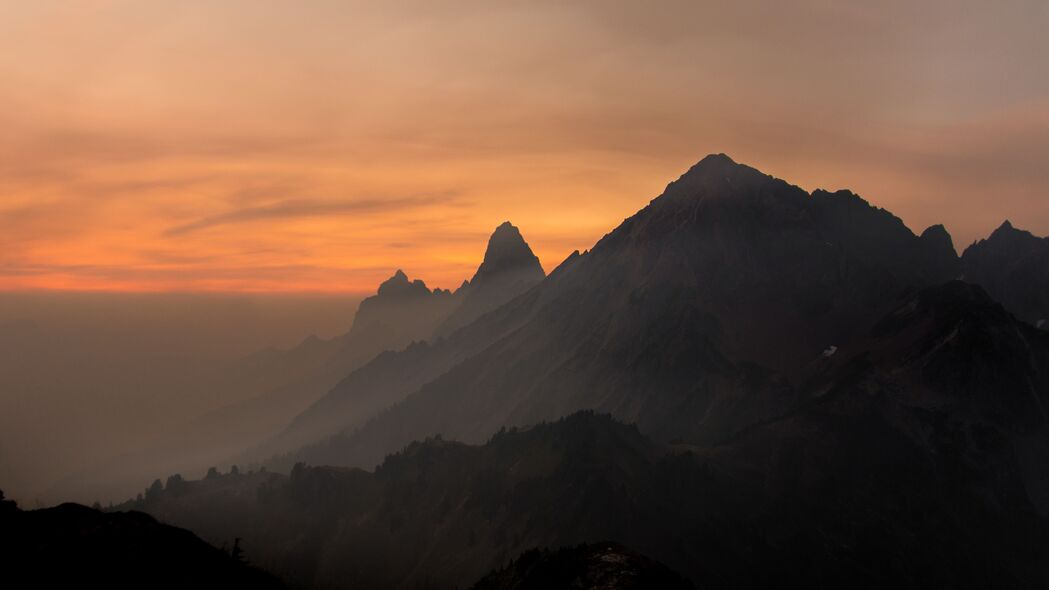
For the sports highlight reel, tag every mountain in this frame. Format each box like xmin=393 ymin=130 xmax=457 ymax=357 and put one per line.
xmin=436 ymin=221 xmax=547 ymax=337
xmin=342 ymin=269 xmax=459 ymax=353
xmin=470 ymin=543 xmax=695 ymax=590
xmin=123 ymin=390 xmax=1049 ymax=588
xmin=0 ymin=490 xmax=284 ymax=589
xmin=112 ymin=155 xmax=1049 ymax=588
xmin=280 ymin=154 xmax=964 ymax=469
xmin=257 ymin=222 xmax=545 ymax=455
xmin=57 ymin=224 xmax=542 ymax=503
xmin=962 ymin=220 xmax=1049 ymax=329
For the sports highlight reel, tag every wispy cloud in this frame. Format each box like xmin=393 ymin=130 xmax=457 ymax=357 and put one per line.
xmin=164 ymin=193 xmax=463 ymax=236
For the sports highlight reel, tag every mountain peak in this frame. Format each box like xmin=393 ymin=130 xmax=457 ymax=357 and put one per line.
xmin=470 ymin=222 xmax=544 ymax=285
xmin=696 ymin=152 xmax=737 ymax=167
xmin=377 ymin=269 xmax=430 ymax=297
xmin=652 ymin=153 xmax=792 ymax=209
xmin=920 ymin=224 xmax=955 ymax=250
xmin=433 ymin=222 xmax=546 ymax=337
xmin=676 ymin=153 xmax=755 ymax=181
xmin=985 ymin=219 xmax=1041 ymax=245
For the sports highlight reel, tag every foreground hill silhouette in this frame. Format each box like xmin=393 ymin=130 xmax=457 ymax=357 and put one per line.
xmin=470 ymin=542 xmax=695 ymax=590
xmin=0 ymin=490 xmax=283 ymax=589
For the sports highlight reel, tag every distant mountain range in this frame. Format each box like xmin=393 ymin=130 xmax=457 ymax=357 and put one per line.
xmin=96 ymin=154 xmax=1049 ymax=588
xmin=265 ymin=155 xmax=1048 ymax=472
xmin=59 ymin=221 xmax=545 ymax=502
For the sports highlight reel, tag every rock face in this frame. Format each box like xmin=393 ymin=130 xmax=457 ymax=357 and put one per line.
xmin=962 ymin=220 xmax=1049 ymax=328
xmin=436 ymin=221 xmax=546 ymax=337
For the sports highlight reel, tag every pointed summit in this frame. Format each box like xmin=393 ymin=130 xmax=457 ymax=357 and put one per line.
xmin=675 ymin=153 xmax=766 ymax=184
xmin=434 ymin=222 xmax=545 ymax=337
xmin=692 ymin=152 xmax=738 ymax=170
xmin=962 ymin=220 xmax=1048 ymax=325
xmin=470 ymin=221 xmax=544 ymax=286
xmin=919 ymin=224 xmax=957 ymax=257
xmin=921 ymin=224 xmax=952 ymax=243
xmin=648 ymin=153 xmax=800 ymax=213
xmin=978 ymin=220 xmax=1042 ymax=249
xmin=990 ymin=219 xmax=1017 ymax=238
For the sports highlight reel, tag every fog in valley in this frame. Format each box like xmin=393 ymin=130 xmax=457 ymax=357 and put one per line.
xmin=0 ymin=291 xmax=359 ymax=505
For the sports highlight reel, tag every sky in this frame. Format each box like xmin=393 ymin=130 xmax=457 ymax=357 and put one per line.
xmin=2 ymin=0 xmax=1048 ymax=293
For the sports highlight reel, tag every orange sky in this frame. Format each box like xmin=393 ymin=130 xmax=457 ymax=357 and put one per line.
xmin=2 ymin=1 xmax=1048 ymax=293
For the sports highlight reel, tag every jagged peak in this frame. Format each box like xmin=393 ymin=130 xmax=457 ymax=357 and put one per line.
xmin=376 ymin=269 xmax=430 ymax=297
xmin=921 ymin=224 xmax=950 ymax=238
xmin=983 ymin=219 xmax=1041 ymax=244
xmin=470 ymin=221 xmax=544 ymax=285
xmin=812 ymin=188 xmax=865 ymax=203
xmin=920 ymin=224 xmax=955 ymax=249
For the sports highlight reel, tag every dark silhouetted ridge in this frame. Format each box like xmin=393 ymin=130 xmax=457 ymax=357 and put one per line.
xmin=470 ymin=542 xmax=695 ymax=590
xmin=0 ymin=497 xmax=284 ymax=589
xmin=962 ymin=220 xmax=1049 ymax=326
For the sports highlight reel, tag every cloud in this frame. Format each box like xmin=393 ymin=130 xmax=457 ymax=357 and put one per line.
xmin=164 ymin=193 xmax=464 ymax=236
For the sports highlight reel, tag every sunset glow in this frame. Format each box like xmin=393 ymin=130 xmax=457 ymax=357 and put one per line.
xmin=3 ymin=1 xmax=1047 ymax=293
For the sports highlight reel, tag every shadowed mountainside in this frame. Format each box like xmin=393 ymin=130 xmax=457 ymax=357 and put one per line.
xmin=275 ymin=154 xmax=966 ymax=469
xmin=962 ymin=220 xmax=1049 ymax=328
xmin=256 ymin=222 xmax=545 ymax=455
xmin=124 ymin=389 xmax=1049 ymax=589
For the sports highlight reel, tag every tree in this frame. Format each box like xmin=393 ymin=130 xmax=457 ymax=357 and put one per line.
xmin=145 ymin=479 xmax=164 ymax=502
xmin=231 ymin=537 xmax=244 ymax=563
xmin=230 ymin=464 xmax=240 ymax=476
xmin=206 ymin=467 xmax=220 ymax=479
xmin=0 ymin=488 xmax=16 ymax=512
xmin=166 ymin=473 xmax=187 ymax=495
xmin=291 ymin=462 xmax=307 ymax=479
